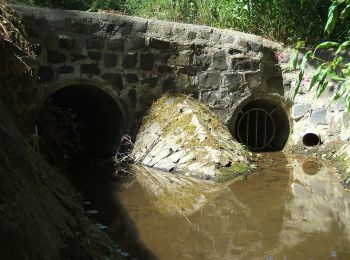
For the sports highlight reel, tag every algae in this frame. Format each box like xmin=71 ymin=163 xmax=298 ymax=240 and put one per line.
xmin=216 ymin=162 xmax=250 ymax=183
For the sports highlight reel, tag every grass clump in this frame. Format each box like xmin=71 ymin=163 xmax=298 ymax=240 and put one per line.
xmin=216 ymin=162 xmax=250 ymax=183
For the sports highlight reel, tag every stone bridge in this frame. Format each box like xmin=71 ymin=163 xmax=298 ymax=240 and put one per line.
xmin=13 ymin=5 xmax=350 ymax=155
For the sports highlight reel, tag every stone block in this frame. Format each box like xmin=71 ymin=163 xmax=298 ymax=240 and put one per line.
xmin=71 ymin=53 xmax=87 ymax=62
xmin=86 ymin=37 xmax=104 ymax=50
xmin=143 ymin=77 xmax=159 ymax=87
xmin=106 ymin=23 xmax=116 ymax=33
xmin=126 ymin=37 xmax=145 ymax=50
xmin=232 ymin=58 xmax=259 ymax=71
xmin=311 ymin=108 xmax=328 ymax=125
xmin=291 ymin=103 xmax=311 ymax=120
xmin=149 ymin=38 xmax=171 ymax=50
xmin=119 ymin=21 xmax=134 ymax=35
xmin=47 ymin=50 xmax=66 ymax=64
xmin=57 ymin=66 xmax=74 ymax=74
xmin=223 ymin=73 xmax=243 ymax=90
xmin=102 ymin=73 xmax=123 ymax=90
xmin=212 ymin=50 xmax=227 ymax=70
xmin=58 ymin=35 xmax=75 ymax=49
xmin=210 ymin=33 xmax=221 ymax=42
xmin=37 ymin=66 xmax=54 ymax=83
xmin=81 ymin=64 xmax=101 ymax=75
xmin=187 ymin=31 xmax=197 ymax=40
xmin=133 ymin=21 xmax=147 ymax=33
xmin=194 ymin=53 xmax=211 ymax=69
xmin=198 ymin=71 xmax=220 ymax=90
xmin=175 ymin=50 xmax=193 ymax=66
xmin=104 ymin=53 xmax=118 ymax=68
xmin=107 ymin=38 xmax=124 ymax=51
xmin=244 ymin=71 xmax=262 ymax=89
xmin=122 ymin=53 xmax=137 ymax=69
xmin=88 ymin=51 xmax=102 ymax=61
xmin=140 ymin=53 xmax=155 ymax=71
xmin=126 ymin=74 xmax=139 ymax=83
xmin=336 ymin=98 xmax=346 ymax=112
xmin=247 ymin=41 xmax=262 ymax=52
xmin=200 ymin=31 xmax=211 ymax=40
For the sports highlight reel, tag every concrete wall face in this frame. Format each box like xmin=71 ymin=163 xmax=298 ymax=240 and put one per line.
xmin=15 ymin=5 xmax=350 ymax=146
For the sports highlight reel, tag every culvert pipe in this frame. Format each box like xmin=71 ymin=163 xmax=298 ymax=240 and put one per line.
xmin=230 ymin=98 xmax=290 ymax=151
xmin=302 ymin=133 xmax=320 ymax=147
xmin=38 ymin=84 xmax=125 ymax=162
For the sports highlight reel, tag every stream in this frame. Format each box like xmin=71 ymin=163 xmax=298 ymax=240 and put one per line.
xmin=69 ymin=153 xmax=350 ymax=259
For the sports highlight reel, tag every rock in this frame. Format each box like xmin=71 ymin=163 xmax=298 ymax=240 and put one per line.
xmin=47 ymin=50 xmax=66 ymax=64
xmin=212 ymin=50 xmax=227 ymax=70
xmin=291 ymin=103 xmax=311 ymax=120
xmin=311 ymin=108 xmax=328 ymax=125
xmin=131 ymin=94 xmax=250 ymax=181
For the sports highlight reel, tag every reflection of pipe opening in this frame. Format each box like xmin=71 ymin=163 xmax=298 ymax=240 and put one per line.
xmin=38 ymin=85 xmax=124 ymax=162
xmin=231 ymin=99 xmax=290 ymax=151
xmin=302 ymin=133 xmax=320 ymax=147
xmin=302 ymin=160 xmax=322 ymax=175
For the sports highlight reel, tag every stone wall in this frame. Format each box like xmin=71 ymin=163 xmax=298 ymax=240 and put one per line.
xmin=14 ymin=5 xmax=287 ymax=137
xmin=13 ymin=4 xmax=350 ymax=148
xmin=288 ymin=61 xmax=350 ymax=145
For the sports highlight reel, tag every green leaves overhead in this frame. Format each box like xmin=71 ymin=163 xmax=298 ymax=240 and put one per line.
xmin=325 ymin=2 xmax=339 ymax=35
xmin=314 ymin=41 xmax=339 ymax=52
xmin=335 ymin=40 xmax=350 ymax=54
xmin=340 ymin=4 xmax=350 ymax=19
xmin=293 ymin=0 xmax=350 ymax=112
xmin=293 ymin=50 xmax=312 ymax=99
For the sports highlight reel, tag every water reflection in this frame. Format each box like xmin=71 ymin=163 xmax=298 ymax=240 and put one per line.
xmin=75 ymin=153 xmax=350 ymax=259
xmin=73 ymin=153 xmax=350 ymax=259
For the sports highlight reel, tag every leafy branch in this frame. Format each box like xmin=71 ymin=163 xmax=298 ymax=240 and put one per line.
xmin=292 ymin=0 xmax=350 ymax=111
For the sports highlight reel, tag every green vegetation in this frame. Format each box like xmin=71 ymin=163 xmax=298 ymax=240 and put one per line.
xmin=13 ymin=0 xmax=125 ymax=11
xmin=216 ymin=162 xmax=250 ymax=183
xmin=14 ymin=0 xmax=350 ymax=45
xmin=292 ymin=0 xmax=350 ymax=112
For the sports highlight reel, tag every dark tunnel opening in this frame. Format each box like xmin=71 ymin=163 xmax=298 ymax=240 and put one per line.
xmin=231 ymin=99 xmax=290 ymax=152
xmin=302 ymin=133 xmax=320 ymax=147
xmin=38 ymin=85 xmax=124 ymax=163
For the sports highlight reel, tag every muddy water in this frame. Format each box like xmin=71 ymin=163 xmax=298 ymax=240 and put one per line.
xmin=72 ymin=153 xmax=350 ymax=259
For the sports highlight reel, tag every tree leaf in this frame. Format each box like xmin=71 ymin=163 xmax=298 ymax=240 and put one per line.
xmin=328 ymin=72 xmax=346 ymax=81
xmin=293 ymin=70 xmax=304 ymax=99
xmin=295 ymin=40 xmax=305 ymax=49
xmin=315 ymin=41 xmax=340 ymax=51
xmin=299 ymin=50 xmax=313 ymax=71
xmin=309 ymin=63 xmax=327 ymax=91
xmin=325 ymin=2 xmax=339 ymax=35
xmin=340 ymin=4 xmax=350 ymax=19
xmin=335 ymin=40 xmax=350 ymax=54
xmin=290 ymin=50 xmax=299 ymax=70
xmin=334 ymin=82 xmax=348 ymax=100
xmin=293 ymin=51 xmax=312 ymax=99
xmin=317 ymin=80 xmax=329 ymax=97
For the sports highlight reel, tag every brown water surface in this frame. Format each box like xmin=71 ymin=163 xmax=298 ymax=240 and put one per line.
xmin=73 ymin=153 xmax=350 ymax=259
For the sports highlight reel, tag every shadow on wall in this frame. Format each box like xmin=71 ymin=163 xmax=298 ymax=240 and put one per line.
xmin=37 ymin=84 xmax=125 ymax=164
xmin=229 ymin=98 xmax=290 ymax=151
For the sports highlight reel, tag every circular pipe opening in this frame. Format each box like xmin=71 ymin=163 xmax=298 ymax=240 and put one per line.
xmin=37 ymin=84 xmax=125 ymax=163
xmin=230 ymin=99 xmax=290 ymax=151
xmin=302 ymin=133 xmax=320 ymax=147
